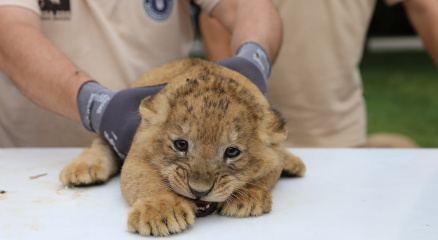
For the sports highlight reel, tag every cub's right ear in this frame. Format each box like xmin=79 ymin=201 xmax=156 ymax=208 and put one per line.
xmin=260 ymin=108 xmax=288 ymax=145
xmin=139 ymin=94 xmax=169 ymax=126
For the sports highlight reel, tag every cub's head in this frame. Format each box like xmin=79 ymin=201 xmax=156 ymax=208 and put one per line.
xmin=133 ymin=72 xmax=287 ymax=216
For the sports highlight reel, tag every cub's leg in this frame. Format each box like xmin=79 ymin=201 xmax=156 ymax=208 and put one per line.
xmin=219 ymin=168 xmax=282 ymax=218
xmin=282 ymin=149 xmax=306 ymax=177
xmin=60 ymin=137 xmax=121 ymax=186
xmin=121 ymin=156 xmax=197 ymax=237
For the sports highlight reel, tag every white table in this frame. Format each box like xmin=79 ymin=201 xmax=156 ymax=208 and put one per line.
xmin=0 ymin=148 xmax=437 ymax=240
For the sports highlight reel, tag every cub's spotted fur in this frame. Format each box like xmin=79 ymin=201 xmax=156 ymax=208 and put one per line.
xmin=60 ymin=58 xmax=306 ymax=237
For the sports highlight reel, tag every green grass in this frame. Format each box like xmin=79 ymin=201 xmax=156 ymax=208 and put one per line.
xmin=360 ymin=51 xmax=438 ymax=147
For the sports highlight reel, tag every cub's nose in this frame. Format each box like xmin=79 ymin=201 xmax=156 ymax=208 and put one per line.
xmin=189 ymin=185 xmax=213 ymax=199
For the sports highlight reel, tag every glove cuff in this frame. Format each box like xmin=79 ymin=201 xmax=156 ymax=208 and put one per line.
xmin=77 ymin=81 xmax=116 ymax=133
xmin=236 ymin=41 xmax=271 ymax=80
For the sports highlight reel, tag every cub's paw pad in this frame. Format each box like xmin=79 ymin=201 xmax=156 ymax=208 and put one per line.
xmin=220 ymin=188 xmax=272 ymax=217
xmin=59 ymin=159 xmax=110 ymax=186
xmin=127 ymin=197 xmax=196 ymax=236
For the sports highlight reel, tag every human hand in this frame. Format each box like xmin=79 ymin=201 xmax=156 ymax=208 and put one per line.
xmin=215 ymin=41 xmax=271 ymax=98
xmin=77 ymin=82 xmax=165 ymax=159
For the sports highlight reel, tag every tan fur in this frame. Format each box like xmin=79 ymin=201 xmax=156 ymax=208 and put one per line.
xmin=60 ymin=58 xmax=306 ymax=236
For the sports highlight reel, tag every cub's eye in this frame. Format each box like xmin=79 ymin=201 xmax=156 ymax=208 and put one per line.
xmin=225 ymin=147 xmax=240 ymax=159
xmin=173 ymin=140 xmax=188 ymax=152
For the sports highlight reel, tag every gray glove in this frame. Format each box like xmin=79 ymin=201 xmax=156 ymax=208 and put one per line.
xmin=216 ymin=41 xmax=271 ymax=98
xmin=77 ymin=82 xmax=166 ymax=159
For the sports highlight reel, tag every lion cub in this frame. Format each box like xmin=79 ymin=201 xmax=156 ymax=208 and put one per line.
xmin=60 ymin=58 xmax=306 ymax=236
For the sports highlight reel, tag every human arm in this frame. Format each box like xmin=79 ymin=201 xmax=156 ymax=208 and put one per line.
xmin=0 ymin=6 xmax=90 ymax=121
xmin=199 ymin=9 xmax=232 ymax=61
xmin=202 ymin=0 xmax=282 ymax=96
xmin=209 ymin=0 xmax=282 ymax=63
xmin=403 ymin=0 xmax=438 ymax=66
xmin=0 ymin=6 xmax=164 ymax=158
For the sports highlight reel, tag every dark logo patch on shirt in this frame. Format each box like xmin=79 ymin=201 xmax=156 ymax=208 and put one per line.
xmin=143 ymin=0 xmax=174 ymax=21
xmin=38 ymin=0 xmax=71 ymax=20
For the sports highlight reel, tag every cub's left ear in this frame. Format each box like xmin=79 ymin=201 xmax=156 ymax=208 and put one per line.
xmin=260 ymin=108 xmax=288 ymax=145
xmin=138 ymin=93 xmax=169 ymax=126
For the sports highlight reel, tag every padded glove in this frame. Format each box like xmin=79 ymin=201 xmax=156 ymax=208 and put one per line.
xmin=216 ymin=41 xmax=271 ymax=98
xmin=77 ymin=82 xmax=165 ymax=159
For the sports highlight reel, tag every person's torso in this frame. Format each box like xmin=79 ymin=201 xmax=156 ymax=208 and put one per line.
xmin=0 ymin=0 xmax=199 ymax=147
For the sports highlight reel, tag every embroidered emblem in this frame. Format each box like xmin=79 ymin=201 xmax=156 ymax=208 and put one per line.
xmin=143 ymin=0 xmax=174 ymax=21
xmin=38 ymin=0 xmax=71 ymax=20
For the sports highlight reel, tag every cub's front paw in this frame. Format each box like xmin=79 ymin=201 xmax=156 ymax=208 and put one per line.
xmin=220 ymin=186 xmax=272 ymax=217
xmin=60 ymin=148 xmax=118 ymax=186
xmin=60 ymin=137 xmax=120 ymax=186
xmin=127 ymin=195 xmax=197 ymax=236
xmin=60 ymin=158 xmax=109 ymax=186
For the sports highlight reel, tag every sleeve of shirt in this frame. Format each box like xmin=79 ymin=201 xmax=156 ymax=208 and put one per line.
xmin=193 ymin=0 xmax=221 ymax=13
xmin=0 ymin=0 xmax=41 ymax=15
xmin=384 ymin=0 xmax=405 ymax=6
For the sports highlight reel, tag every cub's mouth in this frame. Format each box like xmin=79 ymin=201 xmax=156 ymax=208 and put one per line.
xmin=193 ymin=199 xmax=218 ymax=217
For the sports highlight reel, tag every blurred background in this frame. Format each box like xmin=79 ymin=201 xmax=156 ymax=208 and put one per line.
xmin=362 ymin=1 xmax=438 ymax=148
